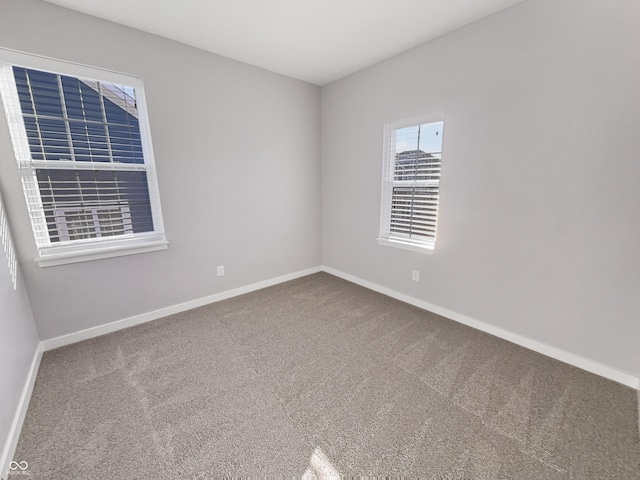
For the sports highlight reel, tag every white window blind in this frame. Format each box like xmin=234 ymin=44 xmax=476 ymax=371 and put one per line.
xmin=0 ymin=49 xmax=167 ymax=266
xmin=0 ymin=189 xmax=17 ymax=289
xmin=379 ymin=113 xmax=444 ymax=252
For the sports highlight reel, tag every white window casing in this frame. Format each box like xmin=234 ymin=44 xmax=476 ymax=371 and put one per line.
xmin=0 ymin=48 xmax=167 ymax=267
xmin=378 ymin=112 xmax=445 ymax=254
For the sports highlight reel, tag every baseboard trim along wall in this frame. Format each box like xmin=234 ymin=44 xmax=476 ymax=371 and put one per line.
xmin=321 ymin=266 xmax=640 ymax=391
xmin=41 ymin=264 xmax=640 ymax=390
xmin=3 ymin=267 xmax=639 ymax=480
xmin=41 ymin=266 xmax=322 ymax=351
xmin=0 ymin=343 xmax=43 ymax=480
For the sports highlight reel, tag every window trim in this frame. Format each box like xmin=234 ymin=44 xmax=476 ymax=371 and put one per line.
xmin=0 ymin=48 xmax=168 ymax=267
xmin=378 ymin=112 xmax=444 ymax=254
xmin=37 ymin=238 xmax=169 ymax=268
xmin=377 ymin=237 xmax=435 ymax=255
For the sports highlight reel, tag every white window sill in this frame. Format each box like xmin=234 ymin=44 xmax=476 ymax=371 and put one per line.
xmin=377 ymin=237 xmax=434 ymax=255
xmin=35 ymin=239 xmax=169 ymax=267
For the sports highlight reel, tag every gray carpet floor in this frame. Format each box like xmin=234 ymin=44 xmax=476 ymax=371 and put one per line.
xmin=14 ymin=272 xmax=640 ymax=478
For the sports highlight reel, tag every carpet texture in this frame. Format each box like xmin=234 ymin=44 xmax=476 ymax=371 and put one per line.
xmin=13 ymin=273 xmax=640 ymax=478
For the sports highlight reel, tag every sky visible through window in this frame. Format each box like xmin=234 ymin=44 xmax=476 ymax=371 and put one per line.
xmin=395 ymin=121 xmax=443 ymax=154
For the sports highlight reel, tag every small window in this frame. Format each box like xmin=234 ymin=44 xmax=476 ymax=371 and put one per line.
xmin=0 ymin=49 xmax=167 ymax=266
xmin=378 ymin=113 xmax=444 ymax=254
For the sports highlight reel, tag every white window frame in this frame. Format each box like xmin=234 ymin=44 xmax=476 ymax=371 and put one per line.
xmin=0 ymin=48 xmax=167 ymax=267
xmin=378 ymin=112 xmax=444 ymax=255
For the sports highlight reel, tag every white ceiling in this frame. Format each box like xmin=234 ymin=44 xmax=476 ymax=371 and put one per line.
xmin=43 ymin=0 xmax=524 ymax=85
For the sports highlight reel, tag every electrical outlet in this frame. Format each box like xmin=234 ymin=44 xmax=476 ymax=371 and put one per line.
xmin=412 ymin=270 xmax=420 ymax=282
xmin=217 ymin=266 xmax=225 ymax=276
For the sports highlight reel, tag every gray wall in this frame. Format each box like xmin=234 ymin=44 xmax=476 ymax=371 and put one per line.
xmin=1 ymin=0 xmax=638 ymax=382
xmin=322 ymin=0 xmax=640 ymax=377
xmin=0 ymin=191 xmax=39 ymax=470
xmin=0 ymin=0 xmax=322 ymax=340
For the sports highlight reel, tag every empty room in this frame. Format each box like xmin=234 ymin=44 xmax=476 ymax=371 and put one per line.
xmin=1 ymin=0 xmax=639 ymax=478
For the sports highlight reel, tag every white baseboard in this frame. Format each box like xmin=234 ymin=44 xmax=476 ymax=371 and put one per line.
xmin=321 ymin=266 xmax=640 ymax=390
xmin=39 ymin=263 xmax=640 ymax=391
xmin=42 ymin=266 xmax=322 ymax=351
xmin=0 ymin=342 xmax=43 ymax=480
xmin=6 ymin=264 xmax=639 ymax=478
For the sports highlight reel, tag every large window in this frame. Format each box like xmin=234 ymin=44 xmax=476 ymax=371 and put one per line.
xmin=0 ymin=49 xmax=166 ymax=266
xmin=378 ymin=113 xmax=444 ymax=254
